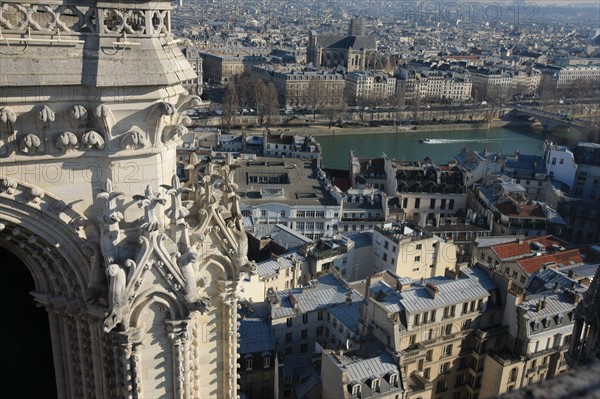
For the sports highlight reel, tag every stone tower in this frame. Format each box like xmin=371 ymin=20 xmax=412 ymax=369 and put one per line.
xmin=0 ymin=1 xmax=248 ymax=398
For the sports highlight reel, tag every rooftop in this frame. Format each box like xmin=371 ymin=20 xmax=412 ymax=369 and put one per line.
xmin=270 ymin=273 xmax=362 ymax=319
xmin=234 ymin=157 xmax=337 ymax=206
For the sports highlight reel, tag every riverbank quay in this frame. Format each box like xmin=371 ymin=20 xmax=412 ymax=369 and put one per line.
xmin=230 ymin=120 xmax=513 ymax=137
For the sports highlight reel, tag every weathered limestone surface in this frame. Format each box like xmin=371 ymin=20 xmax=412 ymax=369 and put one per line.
xmin=0 ymin=1 xmax=245 ymax=398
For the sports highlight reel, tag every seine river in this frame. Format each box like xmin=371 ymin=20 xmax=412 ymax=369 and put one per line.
xmin=317 ymin=126 xmax=546 ymax=169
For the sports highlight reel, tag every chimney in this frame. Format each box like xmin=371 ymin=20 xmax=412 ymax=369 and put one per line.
xmin=568 ymin=269 xmax=574 ymax=278
xmin=541 ymin=296 xmax=547 ymax=310
xmin=553 ymin=282 xmax=560 ymax=293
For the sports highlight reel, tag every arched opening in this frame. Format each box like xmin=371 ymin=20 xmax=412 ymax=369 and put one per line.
xmin=0 ymin=246 xmax=57 ymax=398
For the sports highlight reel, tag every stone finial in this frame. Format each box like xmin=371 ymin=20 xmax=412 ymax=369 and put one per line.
xmin=96 ymin=179 xmax=124 ymax=225
xmin=161 ymin=175 xmax=192 ymax=223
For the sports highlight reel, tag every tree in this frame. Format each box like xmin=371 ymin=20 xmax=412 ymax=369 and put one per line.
xmin=391 ymin=86 xmax=405 ymax=129
xmin=306 ymin=80 xmax=322 ymax=120
xmin=222 ymin=83 xmax=238 ymax=131
xmin=412 ymin=90 xmax=421 ymax=121
xmin=538 ymin=75 xmax=558 ymax=111
xmin=256 ymin=83 xmax=279 ymax=127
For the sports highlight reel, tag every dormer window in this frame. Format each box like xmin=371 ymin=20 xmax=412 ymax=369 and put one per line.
xmin=351 ymin=383 xmax=361 ymax=397
xmin=246 ymin=358 xmax=253 ymax=371
xmin=370 ymin=378 xmax=380 ymax=392
xmin=263 ymin=355 xmax=271 ymax=368
xmin=543 ymin=318 xmax=550 ymax=328
xmin=556 ymin=314 xmax=564 ymax=324
xmin=389 ymin=373 xmax=399 ymax=386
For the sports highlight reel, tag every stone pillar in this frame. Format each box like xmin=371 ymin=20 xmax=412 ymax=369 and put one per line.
xmin=167 ymin=321 xmax=191 ymax=399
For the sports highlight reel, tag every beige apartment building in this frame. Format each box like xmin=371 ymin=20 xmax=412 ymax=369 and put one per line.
xmin=359 ymin=266 xmax=504 ymax=399
xmin=372 ymin=223 xmax=458 ymax=280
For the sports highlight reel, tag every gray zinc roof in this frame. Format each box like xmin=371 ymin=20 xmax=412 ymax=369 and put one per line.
xmin=271 ymin=274 xmax=356 ymax=319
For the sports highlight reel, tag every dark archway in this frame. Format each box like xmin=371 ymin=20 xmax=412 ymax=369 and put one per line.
xmin=0 ymin=246 xmax=57 ymax=399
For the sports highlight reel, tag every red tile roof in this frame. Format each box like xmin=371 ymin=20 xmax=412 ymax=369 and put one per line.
xmin=495 ymin=201 xmax=546 ymax=218
xmin=491 ymin=236 xmax=566 ymax=260
xmin=517 ymin=249 xmax=585 ymax=274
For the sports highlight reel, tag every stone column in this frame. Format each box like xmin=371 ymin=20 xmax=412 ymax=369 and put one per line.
xmin=167 ymin=321 xmax=191 ymax=399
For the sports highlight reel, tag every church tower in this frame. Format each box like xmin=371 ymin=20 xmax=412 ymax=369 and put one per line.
xmin=0 ymin=1 xmax=247 ymax=397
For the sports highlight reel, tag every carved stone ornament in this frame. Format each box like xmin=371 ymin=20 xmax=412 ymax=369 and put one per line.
xmin=120 ymin=127 xmax=148 ymax=150
xmin=133 ymin=185 xmax=167 ymax=232
xmin=20 ymin=133 xmax=42 ymax=153
xmin=0 ymin=106 xmax=17 ymax=134
xmin=55 ymin=131 xmax=79 ymax=152
xmin=82 ymin=131 xmax=105 ymax=150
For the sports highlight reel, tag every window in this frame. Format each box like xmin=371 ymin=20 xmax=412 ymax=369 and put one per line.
xmin=441 ymin=199 xmax=447 ymax=210
xmin=351 ymin=384 xmax=361 ymax=397
xmin=442 ymin=344 xmax=453 ymax=357
xmin=303 ymin=314 xmax=308 ymax=324
xmin=414 ymin=314 xmax=420 ymax=326
xmin=409 ymin=334 xmax=416 ymax=345
xmin=371 ymin=378 xmax=380 ymax=392
xmin=300 ymin=343 xmax=307 ymax=352
xmin=415 ymin=255 xmax=421 ymax=262
xmin=280 ymin=210 xmax=286 ymax=217
xmin=318 ymin=311 xmax=323 ymax=320
xmin=301 ymin=329 xmax=308 ymax=339
xmin=442 ymin=324 xmax=452 ymax=335
xmin=383 ymin=253 xmax=388 ymax=261
xmin=261 ymin=210 xmax=267 ymax=217
xmin=426 ymin=350 xmax=433 ymax=361
xmin=263 ymin=356 xmax=271 ymax=368
xmin=389 ymin=373 xmax=398 ymax=386
xmin=415 ymin=198 xmax=421 ymax=209
xmin=440 ymin=362 xmax=450 ymax=374
xmin=462 ymin=302 xmax=468 ymax=314
xmin=246 ymin=358 xmax=253 ymax=371
xmin=285 ymin=332 xmax=292 ymax=342
xmin=423 ymin=368 xmax=430 ymax=379
xmin=436 ymin=379 xmax=448 ymax=393
xmin=449 ymin=199 xmax=455 ymax=210
xmin=416 ymin=243 xmax=422 ymax=250
xmin=462 ymin=319 xmax=472 ymax=331
xmin=458 ymin=356 xmax=468 ymax=370
xmin=286 ymin=318 xmax=293 ymax=327
xmin=430 ymin=198 xmax=436 ymax=209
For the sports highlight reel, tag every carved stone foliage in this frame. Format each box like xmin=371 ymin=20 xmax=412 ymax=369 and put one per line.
xmin=0 ymin=3 xmax=171 ymax=36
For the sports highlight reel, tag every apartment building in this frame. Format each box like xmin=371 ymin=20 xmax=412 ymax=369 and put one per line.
xmin=359 ymin=266 xmax=504 ymax=399
xmin=396 ymin=69 xmax=472 ymax=103
xmin=268 ymin=273 xmax=362 ymax=358
xmin=234 ymin=157 xmax=340 ymax=239
xmin=502 ymin=152 xmax=549 ymax=201
xmin=201 ymin=52 xmax=266 ymax=84
xmin=238 ymin=303 xmax=277 ymax=399
xmin=345 ymin=70 xmax=397 ymax=105
xmin=372 ymin=223 xmax=457 ymax=279
xmin=480 ymin=286 xmax=584 ymax=397
xmin=470 ymin=175 xmax=565 ymax=237
xmin=254 ymin=65 xmax=346 ymax=110
xmin=321 ymin=349 xmax=406 ymax=399
xmin=473 ymin=235 xmax=570 ymax=293
xmin=348 ymin=152 xmax=467 ymax=224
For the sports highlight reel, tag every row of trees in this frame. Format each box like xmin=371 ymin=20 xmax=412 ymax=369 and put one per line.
xmin=222 ymin=72 xmax=280 ymax=130
xmin=218 ymin=72 xmax=600 ymax=130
